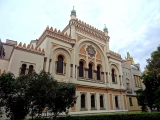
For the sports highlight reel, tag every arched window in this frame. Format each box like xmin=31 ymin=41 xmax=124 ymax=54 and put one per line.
xmin=112 ymin=69 xmax=115 ymax=82
xmin=91 ymin=94 xmax=95 ymax=108
xmin=88 ymin=63 xmax=92 ymax=79
xmin=79 ymin=61 xmax=84 ymax=77
xmin=28 ymin=65 xmax=34 ymax=74
xmin=81 ymin=94 xmax=85 ymax=108
xmin=100 ymin=95 xmax=104 ymax=108
xmin=20 ymin=64 xmax=26 ymax=75
xmin=57 ymin=55 xmax=63 ymax=73
xmin=115 ymin=96 xmax=119 ymax=108
xmin=97 ymin=66 xmax=100 ymax=80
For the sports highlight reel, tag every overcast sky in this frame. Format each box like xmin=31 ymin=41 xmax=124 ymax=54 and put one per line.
xmin=0 ymin=0 xmax=160 ymax=71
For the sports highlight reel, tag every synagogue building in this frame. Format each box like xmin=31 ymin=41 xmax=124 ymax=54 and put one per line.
xmin=0 ymin=8 xmax=143 ymax=117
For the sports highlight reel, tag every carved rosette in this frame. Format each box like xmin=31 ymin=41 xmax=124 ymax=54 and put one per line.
xmin=86 ymin=45 xmax=96 ymax=57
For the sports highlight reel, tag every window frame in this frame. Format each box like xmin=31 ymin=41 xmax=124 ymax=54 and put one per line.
xmin=97 ymin=66 xmax=101 ymax=80
xmin=56 ymin=55 xmax=64 ymax=74
xmin=129 ymin=97 xmax=133 ymax=106
xmin=88 ymin=63 xmax=93 ymax=79
xmin=79 ymin=61 xmax=84 ymax=78
xmin=81 ymin=94 xmax=85 ymax=108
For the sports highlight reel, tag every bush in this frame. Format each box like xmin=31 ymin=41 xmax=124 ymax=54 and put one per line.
xmin=29 ymin=112 xmax=160 ymax=120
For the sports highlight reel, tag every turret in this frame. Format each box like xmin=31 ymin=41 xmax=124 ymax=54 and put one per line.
xmin=103 ymin=24 xmax=108 ymax=36
xmin=70 ymin=6 xmax=76 ymax=20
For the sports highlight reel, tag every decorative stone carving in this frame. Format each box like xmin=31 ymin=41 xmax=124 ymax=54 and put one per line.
xmin=86 ymin=45 xmax=96 ymax=57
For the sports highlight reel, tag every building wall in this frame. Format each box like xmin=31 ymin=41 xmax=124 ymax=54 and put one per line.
xmin=8 ymin=49 xmax=44 ymax=77
xmin=122 ymin=60 xmax=143 ymax=112
xmin=0 ymin=59 xmax=9 ymax=72
xmin=0 ymin=14 xmax=130 ymax=117
xmin=126 ymin=96 xmax=141 ymax=112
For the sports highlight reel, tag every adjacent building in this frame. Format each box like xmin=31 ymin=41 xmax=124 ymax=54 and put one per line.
xmin=122 ymin=52 xmax=144 ymax=112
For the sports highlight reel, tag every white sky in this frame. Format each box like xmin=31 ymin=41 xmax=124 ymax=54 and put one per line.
xmin=0 ymin=0 xmax=160 ymax=71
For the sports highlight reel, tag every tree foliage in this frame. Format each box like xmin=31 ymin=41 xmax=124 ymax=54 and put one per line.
xmin=47 ymin=82 xmax=77 ymax=118
xmin=0 ymin=71 xmax=77 ymax=119
xmin=136 ymin=45 xmax=160 ymax=111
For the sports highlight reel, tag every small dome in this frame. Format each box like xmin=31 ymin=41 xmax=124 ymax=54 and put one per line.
xmin=131 ymin=65 xmax=139 ymax=70
xmin=71 ymin=8 xmax=76 ymax=15
xmin=103 ymin=26 xmax=108 ymax=32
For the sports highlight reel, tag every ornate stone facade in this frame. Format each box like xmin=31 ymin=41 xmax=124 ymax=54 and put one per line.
xmin=86 ymin=45 xmax=96 ymax=57
xmin=1 ymin=9 xmax=140 ymax=119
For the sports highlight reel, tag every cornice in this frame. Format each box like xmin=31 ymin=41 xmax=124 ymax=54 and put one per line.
xmin=70 ymin=18 xmax=110 ymax=43
xmin=14 ymin=42 xmax=45 ymax=55
xmin=14 ymin=47 xmax=44 ymax=56
xmin=107 ymin=50 xmax=122 ymax=62
xmin=37 ymin=26 xmax=72 ymax=47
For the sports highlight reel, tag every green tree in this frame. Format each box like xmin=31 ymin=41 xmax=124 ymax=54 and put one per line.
xmin=1 ymin=74 xmax=31 ymax=120
xmin=0 ymin=71 xmax=77 ymax=119
xmin=135 ymin=89 xmax=148 ymax=112
xmin=136 ymin=45 xmax=160 ymax=111
xmin=47 ymin=82 xmax=77 ymax=119
xmin=26 ymin=71 xmax=57 ymax=118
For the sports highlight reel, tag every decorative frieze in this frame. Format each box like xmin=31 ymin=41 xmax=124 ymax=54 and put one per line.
xmin=37 ymin=26 xmax=71 ymax=47
xmin=88 ymin=57 xmax=94 ymax=62
xmin=77 ymin=86 xmax=125 ymax=94
xmin=96 ymin=59 xmax=102 ymax=63
xmin=79 ymin=54 xmax=86 ymax=60
xmin=15 ymin=42 xmax=45 ymax=55
xmin=107 ymin=50 xmax=122 ymax=61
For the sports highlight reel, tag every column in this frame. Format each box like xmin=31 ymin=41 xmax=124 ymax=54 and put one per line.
xmin=87 ymin=92 xmax=90 ymax=111
xmin=109 ymin=94 xmax=113 ymax=110
xmin=101 ymin=72 xmax=104 ymax=82
xmin=55 ymin=61 xmax=57 ymax=73
xmin=106 ymin=72 xmax=108 ymax=83
xmin=85 ymin=68 xmax=88 ymax=79
xmin=96 ymin=93 xmax=100 ymax=110
xmin=104 ymin=94 xmax=109 ymax=110
xmin=76 ymin=91 xmax=80 ymax=112
xmin=63 ymin=63 xmax=66 ymax=74
xmin=123 ymin=95 xmax=127 ymax=110
xmin=25 ymin=68 xmax=28 ymax=75
xmin=77 ymin=66 xmax=79 ymax=78
xmin=83 ymin=67 xmax=85 ymax=78
xmin=70 ymin=64 xmax=73 ymax=77
xmin=43 ymin=57 xmax=47 ymax=71
xmin=48 ymin=59 xmax=52 ymax=73
xmin=92 ymin=69 xmax=94 ymax=80
xmin=75 ymin=65 xmax=77 ymax=78
xmin=119 ymin=95 xmax=122 ymax=110
xmin=93 ymin=70 xmax=96 ymax=80
xmin=119 ymin=75 xmax=122 ymax=85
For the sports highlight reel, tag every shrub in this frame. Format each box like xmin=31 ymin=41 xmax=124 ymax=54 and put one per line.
xmin=29 ymin=112 xmax=160 ymax=120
